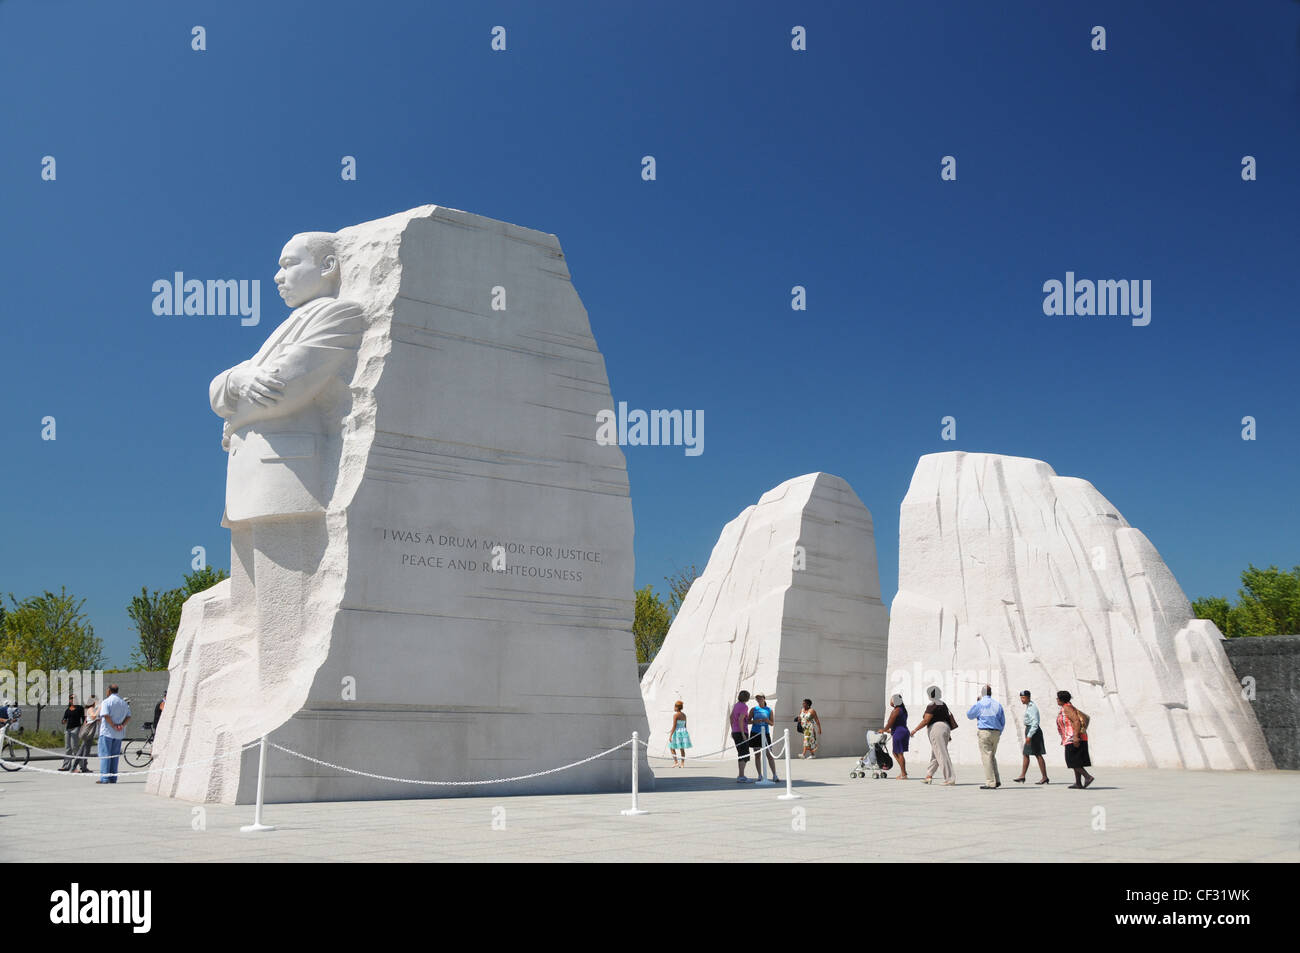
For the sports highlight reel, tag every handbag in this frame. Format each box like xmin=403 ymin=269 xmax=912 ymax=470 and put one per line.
xmin=1072 ymin=706 xmax=1091 ymax=734
xmin=945 ymin=705 xmax=958 ymax=730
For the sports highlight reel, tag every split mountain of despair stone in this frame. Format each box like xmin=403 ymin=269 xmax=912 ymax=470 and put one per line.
xmin=886 ymin=451 xmax=1272 ymax=770
xmin=641 ymin=473 xmax=890 ymax=759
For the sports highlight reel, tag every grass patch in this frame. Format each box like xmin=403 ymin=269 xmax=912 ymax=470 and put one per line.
xmin=7 ymin=728 xmax=69 ymax=753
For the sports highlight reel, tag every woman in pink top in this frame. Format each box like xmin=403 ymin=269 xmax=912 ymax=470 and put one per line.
xmin=1055 ymin=690 xmax=1095 ymax=789
xmin=728 ymin=690 xmax=753 ymax=783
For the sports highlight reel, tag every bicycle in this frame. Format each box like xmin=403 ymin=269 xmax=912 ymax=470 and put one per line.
xmin=122 ymin=721 xmax=154 ymax=768
xmin=0 ymin=722 xmax=30 ymax=772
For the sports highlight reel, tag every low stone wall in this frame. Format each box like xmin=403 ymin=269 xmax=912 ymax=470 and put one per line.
xmin=1222 ymin=634 xmax=1300 ymax=770
xmin=24 ymin=670 xmax=169 ymax=736
xmin=107 ymin=671 xmax=171 ymax=729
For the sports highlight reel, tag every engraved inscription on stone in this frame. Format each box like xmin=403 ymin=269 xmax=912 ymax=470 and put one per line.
xmin=380 ymin=527 xmax=601 ymax=581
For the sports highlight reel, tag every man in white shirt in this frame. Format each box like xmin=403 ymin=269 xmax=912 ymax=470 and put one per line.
xmin=97 ymin=685 xmax=131 ymax=784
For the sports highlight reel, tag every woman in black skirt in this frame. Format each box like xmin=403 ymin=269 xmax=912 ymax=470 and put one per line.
xmin=1055 ymin=690 xmax=1095 ymax=789
xmin=1013 ymin=689 xmax=1049 ymax=784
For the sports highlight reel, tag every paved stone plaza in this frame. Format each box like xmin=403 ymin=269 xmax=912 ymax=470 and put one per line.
xmin=2 ymin=754 xmax=1296 ymax=863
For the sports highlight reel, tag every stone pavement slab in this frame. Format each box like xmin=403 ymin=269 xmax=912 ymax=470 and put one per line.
xmin=1 ymin=755 xmax=1295 ymax=863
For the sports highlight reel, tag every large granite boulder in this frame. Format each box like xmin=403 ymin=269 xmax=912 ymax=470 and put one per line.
xmin=887 ymin=451 xmax=1273 ymax=770
xmin=149 ymin=205 xmax=649 ymax=803
xmin=641 ymin=473 xmax=890 ymax=758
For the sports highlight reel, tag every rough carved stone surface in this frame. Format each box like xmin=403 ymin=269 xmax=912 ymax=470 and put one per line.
xmin=640 ymin=473 xmax=890 ymax=758
xmin=149 ymin=205 xmax=650 ymax=803
xmin=886 ymin=451 xmax=1273 ymax=770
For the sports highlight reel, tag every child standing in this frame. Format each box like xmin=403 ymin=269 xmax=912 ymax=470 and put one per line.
xmin=669 ymin=700 xmax=693 ymax=767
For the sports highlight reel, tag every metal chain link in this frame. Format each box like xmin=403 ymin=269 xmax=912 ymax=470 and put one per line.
xmin=268 ymin=738 xmax=634 ymax=786
xmin=2 ymin=735 xmax=258 ymax=778
xmin=643 ymin=732 xmax=787 ymax=760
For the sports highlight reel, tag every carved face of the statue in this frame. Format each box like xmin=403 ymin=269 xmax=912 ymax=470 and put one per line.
xmin=274 ymin=236 xmax=339 ymax=308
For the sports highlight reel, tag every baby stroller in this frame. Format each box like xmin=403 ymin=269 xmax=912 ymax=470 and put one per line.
xmin=850 ymin=730 xmax=893 ymax=779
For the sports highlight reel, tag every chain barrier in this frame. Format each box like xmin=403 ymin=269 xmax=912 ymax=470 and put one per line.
xmin=3 ymin=731 xmax=800 ymax=800
xmin=267 ymin=738 xmax=634 ymax=786
xmin=644 ymin=732 xmax=787 ymax=761
xmin=2 ymin=735 xmax=259 ymax=779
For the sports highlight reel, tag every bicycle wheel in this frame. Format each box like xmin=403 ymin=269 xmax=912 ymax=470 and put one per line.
xmin=122 ymin=738 xmax=151 ymax=768
xmin=0 ymin=739 xmax=29 ymax=771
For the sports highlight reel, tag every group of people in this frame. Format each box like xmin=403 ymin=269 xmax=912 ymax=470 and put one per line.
xmin=664 ymin=691 xmax=826 ymax=782
xmin=664 ymin=690 xmax=818 ymax=782
xmin=58 ymin=692 xmax=98 ymax=772
xmin=0 ymin=685 xmax=148 ymax=783
xmin=725 ymin=691 xmax=784 ymax=782
xmin=882 ymin=686 xmax=1097 ymax=789
xmin=668 ymin=685 xmax=1097 ymax=790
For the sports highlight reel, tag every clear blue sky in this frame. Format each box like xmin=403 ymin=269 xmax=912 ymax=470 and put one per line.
xmin=2 ymin=1 xmax=1297 ymax=667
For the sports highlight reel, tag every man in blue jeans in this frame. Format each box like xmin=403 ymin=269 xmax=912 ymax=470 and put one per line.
xmin=96 ymin=685 xmax=131 ymax=784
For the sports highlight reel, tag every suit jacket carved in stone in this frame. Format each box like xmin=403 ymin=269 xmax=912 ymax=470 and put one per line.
xmin=209 ymin=296 xmax=365 ymax=522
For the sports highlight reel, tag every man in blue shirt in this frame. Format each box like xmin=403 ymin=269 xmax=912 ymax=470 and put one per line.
xmin=96 ymin=685 xmax=131 ymax=784
xmin=967 ymin=685 xmax=1005 ymax=789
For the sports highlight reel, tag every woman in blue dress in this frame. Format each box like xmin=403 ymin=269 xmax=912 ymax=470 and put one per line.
xmin=668 ymin=700 xmax=693 ymax=767
xmin=881 ymin=694 xmax=910 ymax=779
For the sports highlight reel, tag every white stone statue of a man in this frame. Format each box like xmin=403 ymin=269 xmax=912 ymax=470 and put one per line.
xmin=211 ymin=232 xmax=364 ymax=521
xmin=208 ymin=232 xmax=364 ymax=684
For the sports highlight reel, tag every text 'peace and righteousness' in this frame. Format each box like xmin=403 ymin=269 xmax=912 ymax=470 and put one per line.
xmin=379 ymin=528 xmax=602 ymax=582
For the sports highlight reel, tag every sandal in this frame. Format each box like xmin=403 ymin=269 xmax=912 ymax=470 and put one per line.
xmin=1036 ymin=778 xmax=1050 ymax=785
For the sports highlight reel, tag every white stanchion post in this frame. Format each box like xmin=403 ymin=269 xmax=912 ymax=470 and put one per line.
xmin=620 ymin=732 xmax=649 ymax=815
xmin=240 ymin=735 xmax=276 ymax=833
xmin=778 ymin=728 xmax=801 ymax=800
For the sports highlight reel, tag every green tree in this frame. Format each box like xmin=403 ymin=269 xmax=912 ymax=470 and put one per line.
xmin=1 ymin=588 xmax=104 ymax=729
xmin=1191 ymin=596 xmax=1231 ymax=635
xmin=1 ymin=589 xmax=104 ymax=672
xmin=128 ymin=566 xmax=230 ymax=670
xmin=633 ymin=585 xmax=672 ymax=664
xmin=127 ymin=587 xmax=185 ymax=670
xmin=1233 ymin=565 xmax=1300 ymax=636
xmin=664 ymin=565 xmax=700 ymax=617
xmin=1193 ymin=564 xmax=1300 ymax=637
xmin=182 ymin=565 xmax=229 ymax=599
